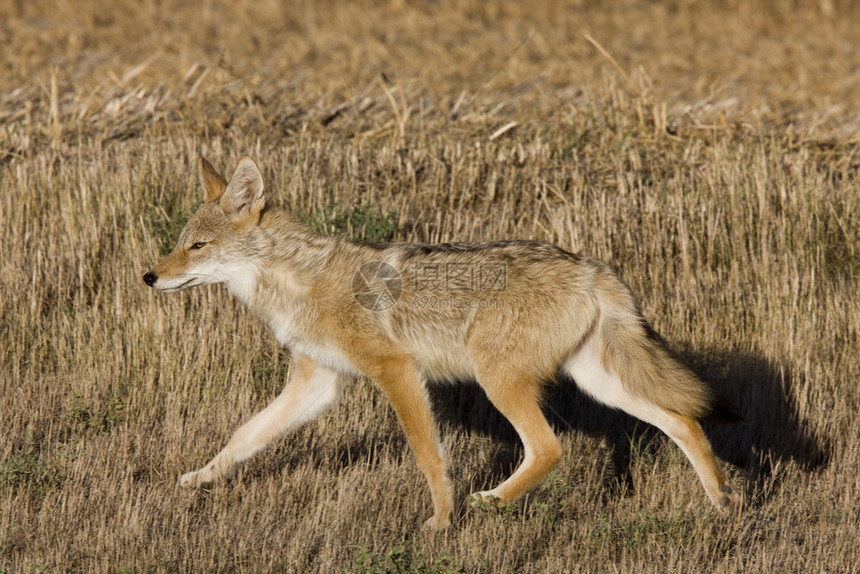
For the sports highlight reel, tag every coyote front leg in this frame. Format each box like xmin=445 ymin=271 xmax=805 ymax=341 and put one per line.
xmin=180 ymin=354 xmax=340 ymax=487
xmin=361 ymin=354 xmax=454 ymax=529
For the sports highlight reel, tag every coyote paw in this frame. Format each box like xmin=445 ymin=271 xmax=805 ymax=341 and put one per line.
xmin=179 ymin=466 xmax=216 ymax=488
xmin=422 ymin=513 xmax=452 ymax=530
xmin=468 ymin=491 xmax=517 ymax=515
xmin=716 ymin=484 xmax=742 ymax=514
xmin=467 ymin=491 xmax=497 ymax=507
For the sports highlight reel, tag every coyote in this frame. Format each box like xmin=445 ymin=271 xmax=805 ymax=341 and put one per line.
xmin=143 ymin=156 xmax=740 ymax=528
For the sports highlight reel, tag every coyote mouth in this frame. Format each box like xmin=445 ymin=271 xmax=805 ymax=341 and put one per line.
xmin=160 ymin=277 xmax=200 ymax=293
xmin=176 ymin=277 xmax=200 ymax=290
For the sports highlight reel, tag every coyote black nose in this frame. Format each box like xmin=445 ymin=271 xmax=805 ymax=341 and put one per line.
xmin=143 ymin=272 xmax=157 ymax=287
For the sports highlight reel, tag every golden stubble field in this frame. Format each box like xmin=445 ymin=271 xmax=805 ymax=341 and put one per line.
xmin=1 ymin=0 xmax=858 ymax=572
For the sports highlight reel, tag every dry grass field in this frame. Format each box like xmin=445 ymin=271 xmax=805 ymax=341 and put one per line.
xmin=2 ymin=0 xmax=859 ymax=571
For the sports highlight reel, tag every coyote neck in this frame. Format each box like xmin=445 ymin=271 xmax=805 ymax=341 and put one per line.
xmin=258 ymin=208 xmax=339 ymax=274
xmin=233 ymin=208 xmax=344 ymax=327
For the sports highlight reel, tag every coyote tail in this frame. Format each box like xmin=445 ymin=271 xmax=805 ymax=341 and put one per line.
xmin=595 ymin=286 xmax=741 ymax=423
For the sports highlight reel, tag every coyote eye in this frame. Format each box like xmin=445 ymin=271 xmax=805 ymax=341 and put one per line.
xmin=190 ymin=242 xmax=207 ymax=250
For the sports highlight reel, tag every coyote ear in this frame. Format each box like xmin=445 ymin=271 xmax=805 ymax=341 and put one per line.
xmin=221 ymin=156 xmax=266 ymax=223
xmin=199 ymin=157 xmax=228 ymax=202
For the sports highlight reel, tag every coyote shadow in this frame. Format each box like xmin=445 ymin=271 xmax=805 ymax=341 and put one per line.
xmin=428 ymin=346 xmax=830 ymax=506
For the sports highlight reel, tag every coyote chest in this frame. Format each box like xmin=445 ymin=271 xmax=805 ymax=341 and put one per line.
xmin=249 ymin=274 xmax=361 ymax=377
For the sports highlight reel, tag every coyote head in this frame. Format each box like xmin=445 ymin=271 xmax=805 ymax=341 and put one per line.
xmin=143 ymin=157 xmax=266 ymax=294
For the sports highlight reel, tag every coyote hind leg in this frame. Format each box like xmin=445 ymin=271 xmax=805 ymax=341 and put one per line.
xmin=564 ymin=340 xmax=739 ymax=510
xmin=180 ymin=354 xmax=340 ymax=487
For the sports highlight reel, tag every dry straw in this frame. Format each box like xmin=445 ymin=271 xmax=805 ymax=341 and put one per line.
xmin=1 ymin=0 xmax=858 ymax=572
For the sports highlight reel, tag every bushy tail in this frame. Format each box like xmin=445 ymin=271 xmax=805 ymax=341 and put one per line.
xmin=595 ymin=284 xmax=740 ymax=423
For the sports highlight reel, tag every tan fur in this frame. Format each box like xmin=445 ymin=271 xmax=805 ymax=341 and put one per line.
xmin=143 ymin=157 xmax=740 ymax=528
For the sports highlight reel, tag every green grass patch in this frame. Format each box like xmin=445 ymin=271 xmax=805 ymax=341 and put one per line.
xmin=0 ymin=447 xmax=65 ymax=499
xmin=303 ymin=201 xmax=399 ymax=243
xmin=353 ymin=540 xmax=465 ymax=574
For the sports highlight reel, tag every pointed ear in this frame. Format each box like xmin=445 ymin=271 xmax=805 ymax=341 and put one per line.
xmin=220 ymin=156 xmax=266 ymax=223
xmin=199 ymin=157 xmax=228 ymax=202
